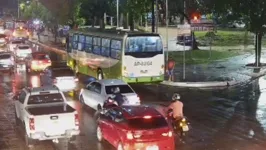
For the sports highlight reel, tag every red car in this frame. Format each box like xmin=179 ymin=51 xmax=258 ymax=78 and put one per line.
xmin=96 ymin=105 xmax=175 ymax=150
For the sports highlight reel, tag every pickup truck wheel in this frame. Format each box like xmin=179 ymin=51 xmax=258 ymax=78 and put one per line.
xmin=96 ymin=126 xmax=103 ymax=142
xmin=24 ymin=128 xmax=35 ymax=148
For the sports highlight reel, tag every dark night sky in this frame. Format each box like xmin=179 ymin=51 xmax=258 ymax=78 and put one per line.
xmin=0 ymin=0 xmax=16 ymax=8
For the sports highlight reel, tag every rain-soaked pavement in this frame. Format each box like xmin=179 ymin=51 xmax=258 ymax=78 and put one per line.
xmin=2 ymin=43 xmax=266 ymax=150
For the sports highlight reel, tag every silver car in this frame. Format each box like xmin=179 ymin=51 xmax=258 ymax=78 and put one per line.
xmin=0 ymin=52 xmax=15 ymax=73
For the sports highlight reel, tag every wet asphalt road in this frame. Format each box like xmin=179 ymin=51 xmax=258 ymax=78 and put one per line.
xmin=1 ymin=44 xmax=266 ymax=150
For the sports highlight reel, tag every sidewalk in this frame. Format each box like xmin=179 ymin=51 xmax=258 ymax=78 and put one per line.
xmin=162 ymin=53 xmax=266 ymax=87
xmin=29 ymin=32 xmax=266 ymax=88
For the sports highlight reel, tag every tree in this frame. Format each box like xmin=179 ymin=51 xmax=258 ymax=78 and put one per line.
xmin=201 ymin=0 xmax=266 ymax=65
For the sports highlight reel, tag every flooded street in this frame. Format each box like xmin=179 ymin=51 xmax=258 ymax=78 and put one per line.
xmin=1 ymin=45 xmax=266 ymax=150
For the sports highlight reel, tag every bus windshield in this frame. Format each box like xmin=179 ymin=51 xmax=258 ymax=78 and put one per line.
xmin=125 ymin=36 xmax=163 ymax=54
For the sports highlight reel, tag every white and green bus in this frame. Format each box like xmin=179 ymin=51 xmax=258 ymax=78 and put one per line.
xmin=66 ymin=28 xmax=164 ymax=83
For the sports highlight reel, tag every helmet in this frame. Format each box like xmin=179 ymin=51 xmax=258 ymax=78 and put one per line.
xmin=113 ymin=87 xmax=120 ymax=94
xmin=172 ymin=93 xmax=180 ymax=101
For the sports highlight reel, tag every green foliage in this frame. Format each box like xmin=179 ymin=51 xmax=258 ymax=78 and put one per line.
xmin=20 ymin=1 xmax=53 ymax=23
xmin=200 ymin=0 xmax=266 ymax=34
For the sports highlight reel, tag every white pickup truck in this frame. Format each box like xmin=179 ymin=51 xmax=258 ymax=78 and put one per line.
xmin=14 ymin=86 xmax=80 ymax=147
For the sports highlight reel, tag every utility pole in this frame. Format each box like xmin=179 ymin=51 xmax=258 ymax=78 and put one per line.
xmin=117 ymin=0 xmax=119 ymax=28
xmin=151 ymin=0 xmax=155 ymax=32
xmin=17 ymin=0 xmax=20 ymax=19
xmin=165 ymin=0 xmax=168 ymax=62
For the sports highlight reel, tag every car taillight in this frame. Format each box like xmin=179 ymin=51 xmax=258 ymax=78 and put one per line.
xmin=126 ymin=132 xmax=134 ymax=140
xmin=29 ymin=118 xmax=35 ymax=130
xmin=75 ymin=113 xmax=79 ymax=127
xmin=162 ymin=131 xmax=172 ymax=137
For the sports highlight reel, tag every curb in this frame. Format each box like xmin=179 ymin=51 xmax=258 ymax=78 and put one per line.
xmin=160 ymin=80 xmax=239 ymax=88
xmin=28 ymin=39 xmax=67 ymax=55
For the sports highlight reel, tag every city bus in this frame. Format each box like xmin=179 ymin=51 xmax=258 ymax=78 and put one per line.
xmin=66 ymin=28 xmax=164 ymax=83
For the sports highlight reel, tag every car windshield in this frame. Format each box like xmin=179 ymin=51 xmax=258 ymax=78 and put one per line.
xmin=127 ymin=117 xmax=168 ymax=129
xmin=18 ymin=46 xmax=29 ymax=49
xmin=0 ymin=54 xmax=11 ymax=59
xmin=28 ymin=93 xmax=64 ymax=105
xmin=105 ymin=85 xmax=134 ymax=94
xmin=11 ymin=41 xmax=23 ymax=44
xmin=52 ymin=68 xmax=74 ymax=77
xmin=33 ymin=54 xmax=49 ymax=60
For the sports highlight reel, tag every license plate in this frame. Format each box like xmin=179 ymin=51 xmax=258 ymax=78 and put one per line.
xmin=146 ymin=145 xmax=159 ymax=150
xmin=182 ymin=125 xmax=189 ymax=131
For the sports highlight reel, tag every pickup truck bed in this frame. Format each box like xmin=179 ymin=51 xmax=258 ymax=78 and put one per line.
xmin=26 ymin=104 xmax=75 ymax=115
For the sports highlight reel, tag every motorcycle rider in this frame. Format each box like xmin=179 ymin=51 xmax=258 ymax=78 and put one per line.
xmin=167 ymin=93 xmax=184 ymax=121
xmin=112 ymin=87 xmax=125 ymax=106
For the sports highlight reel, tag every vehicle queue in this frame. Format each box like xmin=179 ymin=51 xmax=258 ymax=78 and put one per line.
xmin=0 ymin=28 xmax=189 ymax=150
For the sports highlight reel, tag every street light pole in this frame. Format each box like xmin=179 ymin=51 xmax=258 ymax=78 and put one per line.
xmin=117 ymin=0 xmax=119 ymax=28
xmin=165 ymin=0 xmax=169 ymax=62
xmin=17 ymin=0 xmax=20 ymax=18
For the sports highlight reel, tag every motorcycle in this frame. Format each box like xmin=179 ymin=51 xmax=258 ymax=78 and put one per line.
xmin=103 ymin=97 xmax=119 ymax=109
xmin=167 ymin=109 xmax=190 ymax=136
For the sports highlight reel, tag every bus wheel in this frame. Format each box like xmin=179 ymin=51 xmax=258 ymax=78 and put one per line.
xmin=97 ymin=69 xmax=104 ymax=80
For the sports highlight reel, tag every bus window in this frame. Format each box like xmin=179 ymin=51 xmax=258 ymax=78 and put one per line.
xmin=72 ymin=34 xmax=79 ymax=49
xmin=78 ymin=35 xmax=85 ymax=51
xmin=111 ymin=40 xmax=122 ymax=59
xmin=101 ymin=38 xmax=110 ymax=56
xmin=93 ymin=37 xmax=101 ymax=55
xmin=125 ymin=36 xmax=163 ymax=53
xmin=85 ymin=36 xmax=92 ymax=53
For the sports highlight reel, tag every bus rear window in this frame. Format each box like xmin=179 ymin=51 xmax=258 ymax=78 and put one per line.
xmin=125 ymin=36 xmax=163 ymax=53
xmin=127 ymin=117 xmax=168 ymax=129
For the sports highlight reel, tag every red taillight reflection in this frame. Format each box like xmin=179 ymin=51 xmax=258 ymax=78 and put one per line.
xmin=30 ymin=76 xmax=40 ymax=87
xmin=75 ymin=113 xmax=79 ymax=127
xmin=29 ymin=118 xmax=35 ymax=130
